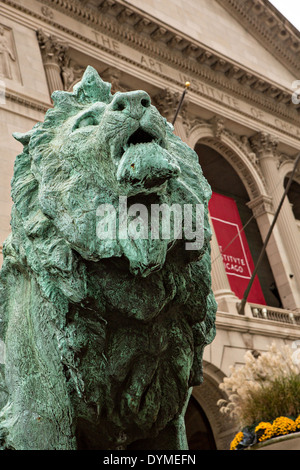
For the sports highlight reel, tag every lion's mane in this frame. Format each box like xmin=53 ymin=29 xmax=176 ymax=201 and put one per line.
xmin=0 ymin=67 xmax=216 ymax=450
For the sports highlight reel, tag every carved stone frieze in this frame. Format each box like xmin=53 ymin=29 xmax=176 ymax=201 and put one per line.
xmin=0 ymin=24 xmax=16 ymax=80
xmin=0 ymin=23 xmax=21 ymax=83
xmin=28 ymin=0 xmax=300 ymax=127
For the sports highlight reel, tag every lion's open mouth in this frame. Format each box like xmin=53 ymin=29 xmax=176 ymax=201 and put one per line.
xmin=122 ymin=127 xmax=164 ymax=157
xmin=128 ymin=128 xmax=155 ymax=146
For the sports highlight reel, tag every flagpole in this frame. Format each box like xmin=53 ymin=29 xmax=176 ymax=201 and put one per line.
xmin=237 ymin=152 xmax=300 ymax=315
xmin=172 ymin=82 xmax=190 ymax=126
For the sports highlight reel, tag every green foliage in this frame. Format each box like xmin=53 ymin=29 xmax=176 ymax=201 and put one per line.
xmin=219 ymin=343 xmax=300 ymax=429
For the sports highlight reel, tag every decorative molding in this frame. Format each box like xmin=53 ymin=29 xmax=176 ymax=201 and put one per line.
xmin=250 ymin=131 xmax=279 ymax=158
xmin=209 ymin=116 xmax=225 ymax=140
xmin=4 ymin=88 xmax=51 ymax=113
xmin=2 ymin=0 xmax=300 ymax=140
xmin=61 ymin=56 xmax=85 ymax=91
xmin=188 ymin=116 xmax=266 ymax=195
xmin=37 ymin=28 xmax=68 ymax=67
xmin=0 ymin=22 xmax=21 ymax=84
xmin=47 ymin=0 xmax=298 ymax=116
xmin=247 ymin=194 xmax=274 ymax=218
xmin=37 ymin=28 xmax=68 ymax=92
xmin=153 ymin=87 xmax=189 ymax=125
xmin=101 ymin=66 xmax=128 ymax=93
xmin=2 ymin=0 xmax=297 ymax=127
xmin=215 ymin=0 xmax=300 ymax=77
xmin=277 ymin=153 xmax=293 ymax=170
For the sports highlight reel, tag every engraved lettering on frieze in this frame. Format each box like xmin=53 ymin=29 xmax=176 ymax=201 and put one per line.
xmin=178 ymin=72 xmax=241 ymax=111
xmin=93 ymin=31 xmax=120 ymax=54
xmin=0 ymin=25 xmax=16 ymax=80
xmin=274 ymin=118 xmax=300 ymax=138
xmin=140 ymin=55 xmax=164 ymax=73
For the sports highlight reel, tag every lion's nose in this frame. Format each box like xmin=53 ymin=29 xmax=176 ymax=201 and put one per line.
xmin=111 ymin=91 xmax=151 ymax=118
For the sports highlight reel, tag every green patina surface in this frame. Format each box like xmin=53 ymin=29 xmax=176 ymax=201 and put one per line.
xmin=0 ymin=66 xmax=216 ymax=450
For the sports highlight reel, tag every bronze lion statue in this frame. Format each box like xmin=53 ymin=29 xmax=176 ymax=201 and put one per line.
xmin=0 ymin=66 xmax=216 ymax=450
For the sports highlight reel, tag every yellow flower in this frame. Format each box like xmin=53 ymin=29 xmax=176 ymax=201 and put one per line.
xmin=272 ymin=417 xmax=296 ymax=437
xmin=294 ymin=415 xmax=300 ymax=431
xmin=230 ymin=432 xmax=244 ymax=450
xmin=255 ymin=422 xmax=274 ymax=442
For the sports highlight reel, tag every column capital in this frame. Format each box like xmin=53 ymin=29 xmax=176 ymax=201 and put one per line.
xmin=249 ymin=132 xmax=278 ymax=159
xmin=37 ymin=29 xmax=68 ymax=67
xmin=153 ymin=88 xmax=189 ymax=126
xmin=247 ymin=194 xmax=274 ymax=218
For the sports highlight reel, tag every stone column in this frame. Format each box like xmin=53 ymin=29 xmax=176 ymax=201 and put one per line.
xmin=209 ymin=216 xmax=240 ymax=314
xmin=250 ymin=132 xmax=300 ymax=309
xmin=37 ymin=29 xmax=68 ymax=95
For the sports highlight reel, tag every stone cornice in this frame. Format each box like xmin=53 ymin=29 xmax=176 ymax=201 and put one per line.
xmin=215 ymin=0 xmax=300 ymax=77
xmin=42 ymin=0 xmax=300 ymax=120
xmin=5 ymin=88 xmax=51 ymax=113
xmin=2 ymin=0 xmax=300 ymax=129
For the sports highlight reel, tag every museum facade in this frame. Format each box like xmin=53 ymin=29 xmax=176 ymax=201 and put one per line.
xmin=0 ymin=0 xmax=300 ymax=449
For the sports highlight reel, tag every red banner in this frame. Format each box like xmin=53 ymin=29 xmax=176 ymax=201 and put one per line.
xmin=209 ymin=192 xmax=266 ymax=305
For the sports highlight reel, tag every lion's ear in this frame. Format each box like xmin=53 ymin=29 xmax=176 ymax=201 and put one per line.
xmin=73 ymin=65 xmax=112 ymax=104
xmin=13 ymin=129 xmax=35 ymax=146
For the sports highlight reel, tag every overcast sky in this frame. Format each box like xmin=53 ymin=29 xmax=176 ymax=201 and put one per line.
xmin=268 ymin=0 xmax=300 ymax=31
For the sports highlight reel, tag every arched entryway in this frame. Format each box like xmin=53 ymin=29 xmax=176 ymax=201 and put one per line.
xmin=195 ymin=142 xmax=282 ymax=308
xmin=185 ymin=362 xmax=238 ymax=450
xmin=185 ymin=395 xmax=217 ymax=450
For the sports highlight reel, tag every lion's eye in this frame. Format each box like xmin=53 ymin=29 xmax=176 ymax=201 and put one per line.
xmin=75 ymin=115 xmax=99 ymax=129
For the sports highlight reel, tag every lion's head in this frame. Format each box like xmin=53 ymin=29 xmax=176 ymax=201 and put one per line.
xmin=0 ymin=67 xmax=216 ymax=450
